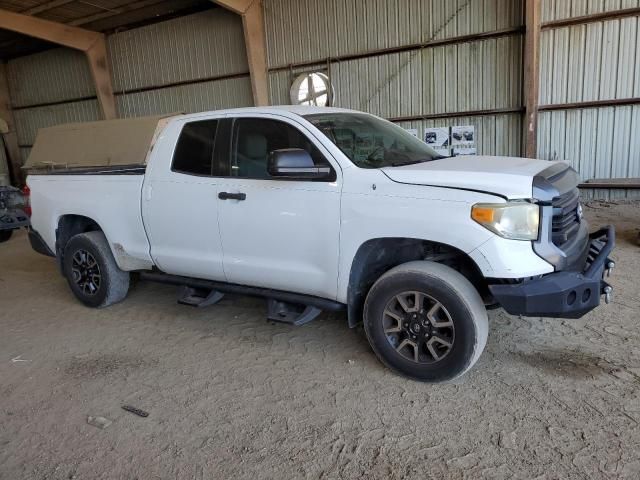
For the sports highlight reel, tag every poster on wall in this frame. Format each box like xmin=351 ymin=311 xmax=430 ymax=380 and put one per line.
xmin=424 ymin=127 xmax=450 ymax=156
xmin=451 ymin=126 xmax=475 ymax=146
xmin=451 ymin=125 xmax=476 ymax=156
xmin=404 ymin=127 xmax=418 ymax=138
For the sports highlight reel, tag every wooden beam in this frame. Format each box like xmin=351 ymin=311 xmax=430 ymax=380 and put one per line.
xmin=85 ymin=39 xmax=117 ymax=119
xmin=0 ymin=8 xmax=117 ymax=119
xmin=213 ymin=0 xmax=269 ymax=106
xmin=0 ymin=8 xmax=101 ymax=50
xmin=0 ymin=63 xmax=24 ymax=186
xmin=523 ymin=0 xmax=541 ymax=159
xmin=241 ymin=1 xmax=268 ymax=106
xmin=211 ymin=0 xmax=254 ymax=15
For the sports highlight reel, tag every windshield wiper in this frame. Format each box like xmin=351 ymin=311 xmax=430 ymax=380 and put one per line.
xmin=390 ymin=159 xmax=433 ymax=167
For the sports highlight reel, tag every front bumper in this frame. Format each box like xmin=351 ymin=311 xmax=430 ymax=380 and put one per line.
xmin=488 ymin=226 xmax=615 ymax=319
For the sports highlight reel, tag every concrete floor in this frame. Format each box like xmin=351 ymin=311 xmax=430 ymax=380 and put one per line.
xmin=1 ymin=201 xmax=640 ymax=480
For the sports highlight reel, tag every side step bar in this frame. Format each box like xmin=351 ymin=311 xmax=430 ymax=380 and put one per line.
xmin=178 ymin=286 xmax=225 ymax=308
xmin=139 ymin=272 xmax=345 ymax=323
xmin=267 ymin=299 xmax=323 ymax=326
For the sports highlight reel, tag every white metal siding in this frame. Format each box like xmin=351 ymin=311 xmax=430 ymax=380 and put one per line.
xmin=325 ymin=35 xmax=523 ymax=119
xmin=264 ymin=0 xmax=523 ymax=68
xmin=108 ymin=9 xmax=248 ymax=92
xmin=542 ymin=0 xmax=640 ymax=22
xmin=539 ymin=17 xmax=639 ymax=105
xmin=7 ymin=48 xmax=94 ymax=107
xmin=538 ymin=1 xmax=640 ymax=198
xmin=116 ymin=76 xmax=253 ymax=118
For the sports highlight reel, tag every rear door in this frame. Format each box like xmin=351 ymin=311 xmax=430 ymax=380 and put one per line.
xmin=216 ymin=114 xmax=342 ymax=299
xmin=142 ymin=116 xmax=226 ymax=280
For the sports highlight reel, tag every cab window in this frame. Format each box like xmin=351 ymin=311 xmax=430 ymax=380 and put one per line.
xmin=172 ymin=120 xmax=218 ymax=176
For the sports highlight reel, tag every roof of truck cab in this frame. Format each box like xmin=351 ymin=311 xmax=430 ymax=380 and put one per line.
xmin=178 ymin=105 xmax=364 ymax=121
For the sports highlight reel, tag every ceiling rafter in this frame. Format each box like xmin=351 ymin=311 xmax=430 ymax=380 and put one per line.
xmin=22 ymin=0 xmax=75 ymax=16
xmin=68 ymin=0 xmax=170 ymax=26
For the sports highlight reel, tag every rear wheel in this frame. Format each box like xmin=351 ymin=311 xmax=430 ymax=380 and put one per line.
xmin=363 ymin=261 xmax=488 ymax=382
xmin=0 ymin=230 xmax=13 ymax=243
xmin=63 ymin=231 xmax=130 ymax=308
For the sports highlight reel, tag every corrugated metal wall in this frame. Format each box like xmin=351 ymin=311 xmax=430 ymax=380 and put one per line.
xmin=538 ymin=0 xmax=640 ymax=199
xmin=109 ymin=8 xmax=252 ymax=118
xmin=265 ymin=0 xmax=525 ymax=158
xmin=7 ymin=8 xmax=252 ymax=164
xmin=265 ymin=0 xmax=523 ymax=67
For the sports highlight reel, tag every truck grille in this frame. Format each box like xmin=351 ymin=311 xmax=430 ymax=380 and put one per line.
xmin=551 ymin=188 xmax=581 ymax=246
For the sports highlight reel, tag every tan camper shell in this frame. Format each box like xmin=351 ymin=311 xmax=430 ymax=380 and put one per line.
xmin=25 ymin=114 xmax=178 ymax=171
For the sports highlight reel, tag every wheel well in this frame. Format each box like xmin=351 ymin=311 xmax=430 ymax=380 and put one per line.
xmin=347 ymin=238 xmax=489 ymax=328
xmin=55 ymin=215 xmax=103 ymax=273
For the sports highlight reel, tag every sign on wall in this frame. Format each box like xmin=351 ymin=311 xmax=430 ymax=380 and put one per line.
xmin=451 ymin=125 xmax=476 ymax=156
xmin=424 ymin=127 xmax=451 ymax=156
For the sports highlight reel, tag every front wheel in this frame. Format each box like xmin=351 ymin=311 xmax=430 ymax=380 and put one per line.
xmin=0 ymin=230 xmax=13 ymax=243
xmin=63 ymin=231 xmax=130 ymax=308
xmin=363 ymin=261 xmax=488 ymax=382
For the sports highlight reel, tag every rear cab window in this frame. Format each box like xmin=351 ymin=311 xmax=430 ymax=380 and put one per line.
xmin=172 ymin=120 xmax=219 ymax=176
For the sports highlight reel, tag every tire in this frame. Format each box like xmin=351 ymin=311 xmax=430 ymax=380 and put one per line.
xmin=63 ymin=231 xmax=130 ymax=308
xmin=0 ymin=230 xmax=13 ymax=243
xmin=363 ymin=261 xmax=488 ymax=383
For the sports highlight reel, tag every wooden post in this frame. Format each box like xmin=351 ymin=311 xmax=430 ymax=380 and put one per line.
xmin=213 ymin=0 xmax=269 ymax=106
xmin=0 ymin=63 xmax=24 ymax=186
xmin=241 ymin=1 xmax=269 ymax=106
xmin=0 ymin=8 xmax=117 ymax=119
xmin=85 ymin=38 xmax=117 ymax=119
xmin=524 ymin=0 xmax=541 ymax=158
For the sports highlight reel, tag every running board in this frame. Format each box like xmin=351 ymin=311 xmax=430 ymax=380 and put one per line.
xmin=177 ymin=286 xmax=225 ymax=308
xmin=139 ymin=272 xmax=345 ymax=324
xmin=267 ymin=299 xmax=323 ymax=326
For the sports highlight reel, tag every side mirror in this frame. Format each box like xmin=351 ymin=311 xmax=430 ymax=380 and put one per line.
xmin=267 ymin=148 xmax=331 ymax=179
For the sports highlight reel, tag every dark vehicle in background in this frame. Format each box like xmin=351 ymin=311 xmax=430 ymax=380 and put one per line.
xmin=0 ymin=186 xmax=30 ymax=243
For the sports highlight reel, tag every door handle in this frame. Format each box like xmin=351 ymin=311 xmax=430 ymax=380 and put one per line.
xmin=218 ymin=192 xmax=247 ymax=201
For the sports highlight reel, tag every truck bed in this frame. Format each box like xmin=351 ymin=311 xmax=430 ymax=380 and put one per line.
xmin=28 ymin=173 xmax=153 ymax=271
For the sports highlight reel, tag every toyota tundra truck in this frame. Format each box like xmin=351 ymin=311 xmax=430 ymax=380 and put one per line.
xmin=25 ymin=106 xmax=615 ymax=382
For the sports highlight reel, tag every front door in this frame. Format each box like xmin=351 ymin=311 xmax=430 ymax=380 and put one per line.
xmin=142 ymin=117 xmax=226 ymax=281
xmin=216 ymin=115 xmax=342 ymax=299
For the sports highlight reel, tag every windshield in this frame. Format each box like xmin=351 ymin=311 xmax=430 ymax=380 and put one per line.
xmin=304 ymin=113 xmax=444 ymax=168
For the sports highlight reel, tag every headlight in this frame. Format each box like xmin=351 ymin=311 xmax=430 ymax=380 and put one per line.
xmin=471 ymin=202 xmax=540 ymax=241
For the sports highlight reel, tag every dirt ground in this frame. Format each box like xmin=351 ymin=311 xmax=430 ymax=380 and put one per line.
xmin=1 ymin=201 xmax=639 ymax=480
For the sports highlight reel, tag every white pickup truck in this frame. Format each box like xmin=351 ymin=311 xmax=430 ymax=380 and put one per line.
xmin=26 ymin=106 xmax=615 ymax=382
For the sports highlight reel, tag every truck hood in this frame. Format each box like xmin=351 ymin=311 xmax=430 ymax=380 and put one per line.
xmin=381 ymin=155 xmax=567 ymax=199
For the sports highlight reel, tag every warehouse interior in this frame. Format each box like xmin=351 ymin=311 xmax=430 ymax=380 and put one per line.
xmin=1 ymin=1 xmax=640 ymax=478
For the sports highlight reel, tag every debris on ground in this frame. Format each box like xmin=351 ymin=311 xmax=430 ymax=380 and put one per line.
xmin=87 ymin=416 xmax=112 ymax=429
xmin=499 ymin=430 xmax=517 ymax=449
xmin=10 ymin=356 xmax=30 ymax=363
xmin=121 ymin=405 xmax=149 ymax=417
